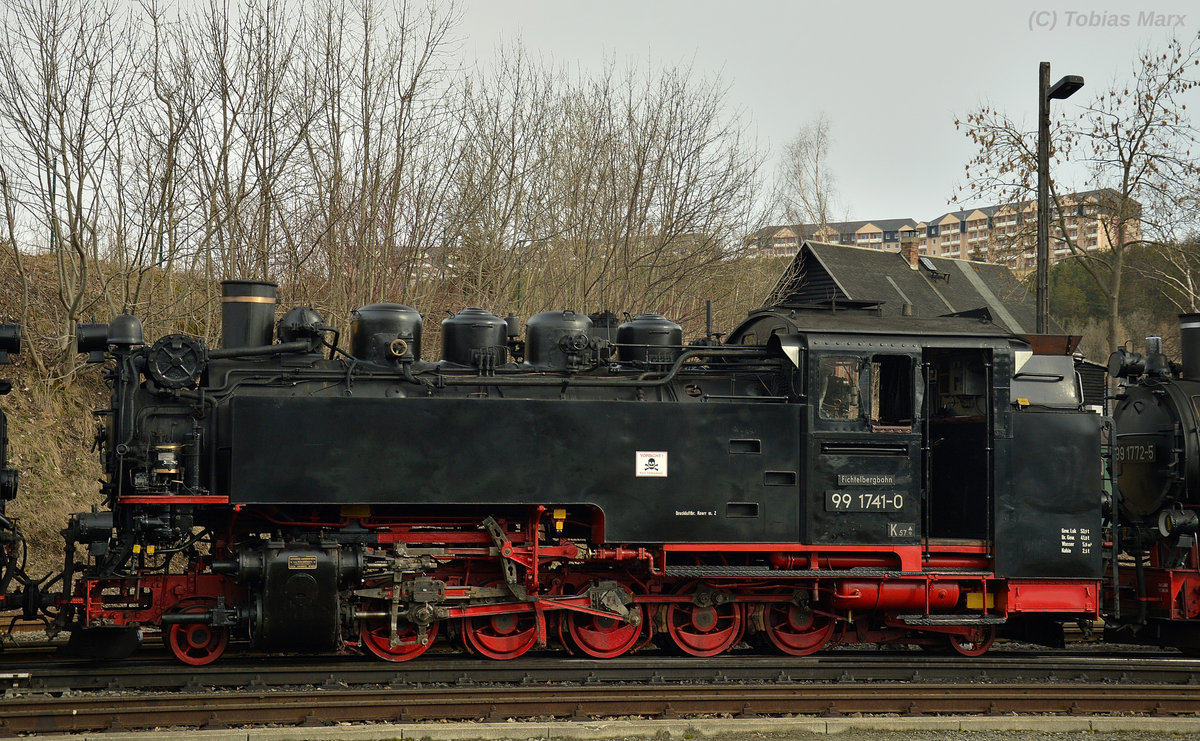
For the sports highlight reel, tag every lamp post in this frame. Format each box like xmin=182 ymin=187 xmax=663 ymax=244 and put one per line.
xmin=1036 ymin=62 xmax=1084 ymax=334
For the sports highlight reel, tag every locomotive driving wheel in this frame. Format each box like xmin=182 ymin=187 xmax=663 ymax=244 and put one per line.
xmin=947 ymin=625 xmax=995 ymax=657
xmin=360 ymin=617 xmax=439 ymax=662
xmin=665 ymin=583 xmax=745 ymax=657
xmin=762 ymin=595 xmax=836 ymax=656
xmin=164 ymin=601 xmax=229 ymax=666
xmin=561 ymin=583 xmax=643 ymax=658
xmin=463 ymin=582 xmax=539 ymax=660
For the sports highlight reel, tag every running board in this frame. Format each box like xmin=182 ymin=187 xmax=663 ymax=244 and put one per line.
xmin=664 ymin=565 xmax=993 ymax=578
xmin=898 ymin=614 xmax=1007 ymax=626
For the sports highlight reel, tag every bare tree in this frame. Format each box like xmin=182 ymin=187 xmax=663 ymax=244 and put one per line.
xmin=293 ymin=0 xmax=461 ymax=324
xmin=0 ymin=0 xmax=771 ymax=375
xmin=0 ymin=0 xmax=144 ymax=381
xmin=0 ymin=166 xmax=45 ymax=377
xmin=440 ymin=47 xmax=559 ymax=313
xmin=775 ymin=114 xmax=840 ymax=232
xmin=958 ymin=33 xmax=1200 ymax=353
xmin=445 ymin=55 xmax=763 ymax=330
xmin=1142 ymin=239 xmax=1200 ymax=314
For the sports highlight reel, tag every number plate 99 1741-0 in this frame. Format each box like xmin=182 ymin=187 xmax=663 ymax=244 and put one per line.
xmin=825 ymin=491 xmax=905 ymax=512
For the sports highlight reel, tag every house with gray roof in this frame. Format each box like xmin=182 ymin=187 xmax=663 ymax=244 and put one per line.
xmin=763 ymin=240 xmax=1059 ymax=335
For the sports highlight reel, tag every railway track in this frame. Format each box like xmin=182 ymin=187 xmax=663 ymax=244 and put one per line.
xmin=1 ymin=644 xmax=1196 ymax=693
xmin=3 ymin=646 xmax=1200 ymax=735
xmin=4 ymin=681 xmax=1200 ymax=735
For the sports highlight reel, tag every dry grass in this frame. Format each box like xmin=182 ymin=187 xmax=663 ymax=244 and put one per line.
xmin=0 ymin=253 xmax=109 ymax=576
xmin=4 ymin=365 xmax=105 ymax=577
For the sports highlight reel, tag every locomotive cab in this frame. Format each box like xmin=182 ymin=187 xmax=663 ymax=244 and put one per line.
xmin=730 ymin=306 xmax=1097 ymax=572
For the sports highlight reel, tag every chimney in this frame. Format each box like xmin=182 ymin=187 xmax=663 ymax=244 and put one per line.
xmin=221 ymin=280 xmax=277 ymax=349
xmin=899 ymin=235 xmax=919 ymax=269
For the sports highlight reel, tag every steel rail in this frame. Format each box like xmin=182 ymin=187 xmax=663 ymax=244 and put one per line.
xmin=3 ymin=683 xmax=1200 ymax=735
xmin=4 ymin=648 xmax=1198 ymax=694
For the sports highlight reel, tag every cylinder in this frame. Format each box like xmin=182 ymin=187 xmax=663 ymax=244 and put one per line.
xmin=221 ymin=281 xmax=277 ymax=350
xmin=1181 ymin=314 xmax=1200 ymax=379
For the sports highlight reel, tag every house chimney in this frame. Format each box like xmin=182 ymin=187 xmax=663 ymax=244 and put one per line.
xmin=899 ymin=235 xmax=919 ymax=269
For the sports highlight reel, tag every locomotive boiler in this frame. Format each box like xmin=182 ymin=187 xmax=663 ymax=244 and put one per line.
xmin=58 ymin=281 xmax=1107 ymax=664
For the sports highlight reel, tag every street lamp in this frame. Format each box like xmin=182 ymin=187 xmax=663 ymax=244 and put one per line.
xmin=1036 ymin=62 xmax=1084 ymax=334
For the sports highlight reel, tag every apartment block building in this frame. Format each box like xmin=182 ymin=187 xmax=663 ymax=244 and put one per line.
xmin=748 ymin=189 xmax=1138 ymax=271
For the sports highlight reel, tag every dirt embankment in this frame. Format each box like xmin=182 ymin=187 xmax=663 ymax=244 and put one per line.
xmin=4 ymin=371 xmax=105 ymax=578
xmin=1 ymin=255 xmax=108 ymax=577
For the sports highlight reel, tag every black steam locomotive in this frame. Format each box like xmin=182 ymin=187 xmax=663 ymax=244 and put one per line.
xmin=1106 ymin=315 xmax=1200 ymax=651
xmin=48 ymin=281 xmax=1111 ymax=664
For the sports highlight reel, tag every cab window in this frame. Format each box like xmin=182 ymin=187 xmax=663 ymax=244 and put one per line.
xmin=871 ymin=354 xmax=914 ymax=429
xmin=819 ymin=358 xmax=861 ymax=420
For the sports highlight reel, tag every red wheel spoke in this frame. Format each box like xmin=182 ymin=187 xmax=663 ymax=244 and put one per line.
xmin=763 ymin=602 xmax=834 ymax=656
xmin=464 ymin=612 xmax=538 ymax=660
xmin=665 ymin=589 xmax=744 ymax=657
xmin=360 ymin=618 xmax=437 ymax=662
xmin=567 ymin=612 xmax=642 ymax=658
xmin=948 ymin=626 xmax=995 ymax=657
xmin=165 ymin=603 xmax=228 ymax=666
xmin=562 ymin=582 xmax=642 ymax=659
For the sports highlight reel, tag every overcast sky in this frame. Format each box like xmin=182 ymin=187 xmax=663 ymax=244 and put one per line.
xmin=457 ymin=0 xmax=1198 ymax=223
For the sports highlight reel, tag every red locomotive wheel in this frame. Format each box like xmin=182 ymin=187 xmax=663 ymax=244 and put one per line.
xmin=360 ymin=618 xmax=438 ymax=662
xmin=665 ymin=589 xmax=744 ymax=657
xmin=165 ymin=603 xmax=229 ymax=666
xmin=557 ymin=582 xmax=643 ymax=659
xmin=763 ymin=602 xmax=835 ymax=656
xmin=947 ymin=626 xmax=995 ymax=657
xmin=565 ymin=609 xmax=642 ymax=658
xmin=463 ymin=609 xmax=538 ymax=660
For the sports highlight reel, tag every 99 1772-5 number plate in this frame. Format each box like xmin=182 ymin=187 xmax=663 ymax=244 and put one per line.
xmin=1114 ymin=443 xmax=1156 ymax=463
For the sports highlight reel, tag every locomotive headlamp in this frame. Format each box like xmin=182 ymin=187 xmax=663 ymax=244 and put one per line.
xmin=1107 ymin=348 xmax=1145 ymax=379
xmin=0 ymin=323 xmax=20 ymax=364
xmin=1158 ymin=508 xmax=1200 ymax=538
xmin=76 ymin=322 xmax=110 ymax=363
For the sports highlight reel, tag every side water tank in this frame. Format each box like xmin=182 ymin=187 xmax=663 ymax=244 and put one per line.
xmin=350 ymin=303 xmax=422 ymax=364
xmin=525 ymin=310 xmax=592 ymax=370
xmin=442 ymin=308 xmax=508 ymax=366
xmin=617 ymin=313 xmax=682 ymax=364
